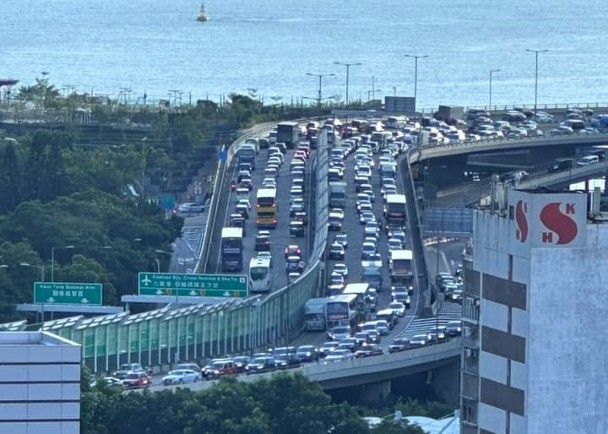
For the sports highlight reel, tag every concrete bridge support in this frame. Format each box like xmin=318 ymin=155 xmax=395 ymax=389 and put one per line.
xmin=360 ymin=379 xmax=392 ymax=406
xmin=431 ymin=359 xmax=461 ymax=404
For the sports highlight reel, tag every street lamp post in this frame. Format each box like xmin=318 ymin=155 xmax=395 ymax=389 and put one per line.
xmin=334 ymin=61 xmax=362 ymax=107
xmin=305 ymin=72 xmax=335 ymax=108
xmin=489 ymin=69 xmax=500 ymax=110
xmin=51 ymin=245 xmax=75 ymax=282
xmin=20 ymin=262 xmax=45 ymax=282
xmin=404 ymin=54 xmax=429 ymax=101
xmin=525 ymin=49 xmax=549 ymax=116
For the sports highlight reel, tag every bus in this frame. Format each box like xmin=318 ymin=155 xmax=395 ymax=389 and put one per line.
xmin=325 ymin=293 xmax=359 ymax=329
xmin=342 ymin=283 xmax=373 ymax=316
xmin=304 ymin=298 xmax=328 ymax=331
xmin=248 ymin=257 xmax=271 ymax=293
xmin=256 ymin=188 xmax=278 ymax=228
xmin=384 ymin=194 xmax=407 ymax=226
xmin=221 ymin=227 xmax=244 ymax=272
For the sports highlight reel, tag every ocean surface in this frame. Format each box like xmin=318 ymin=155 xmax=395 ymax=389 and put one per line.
xmin=2 ymin=0 xmax=608 ymax=110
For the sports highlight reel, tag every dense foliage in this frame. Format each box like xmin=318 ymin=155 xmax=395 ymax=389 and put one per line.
xmin=81 ymin=369 xmax=427 ymax=434
xmin=0 ymin=86 xmax=327 ymax=323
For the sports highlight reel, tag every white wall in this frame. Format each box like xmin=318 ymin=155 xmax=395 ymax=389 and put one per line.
xmin=527 ymin=224 xmax=608 ymax=434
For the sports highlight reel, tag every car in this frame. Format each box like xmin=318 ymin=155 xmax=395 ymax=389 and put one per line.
xmin=337 ymin=337 xmax=360 ymax=352
xmin=161 ymin=369 xmax=201 ymax=386
xmin=389 ymin=301 xmax=406 ymax=317
xmin=387 ymin=238 xmax=403 ymax=252
xmin=286 ymin=255 xmax=305 ymax=273
xmin=374 ymin=320 xmax=390 ymax=336
xmin=335 ymin=233 xmax=348 ymax=249
xmin=359 ymin=211 xmax=376 ymax=225
xmin=256 ymin=251 xmax=272 ymax=267
xmin=319 ymin=341 xmax=340 ymax=358
xmin=577 ymin=155 xmax=600 ymax=166
xmin=548 ymin=158 xmax=573 ymax=173
xmin=237 ymin=198 xmax=251 ymax=212
xmin=408 ymin=334 xmax=429 ymax=348
xmin=388 ymin=338 xmax=411 ymax=353
xmin=364 ymin=222 xmax=380 ymax=237
xmin=358 ymin=202 xmax=373 ymax=215
xmin=329 ymin=271 xmax=345 ymax=286
xmin=289 ymin=220 xmax=305 ymax=237
xmin=327 ymin=325 xmax=351 ymax=341
xmin=446 ymin=320 xmax=463 ymax=337
xmin=392 ymin=292 xmax=411 ymax=308
xmin=354 ymin=344 xmax=384 ymax=358
xmin=428 ymin=327 xmax=449 ymax=344
xmin=232 ymin=356 xmax=251 ymax=373
xmin=177 ymin=202 xmax=205 ymax=213
xmin=202 ymin=359 xmax=238 ymax=380
xmin=229 ymin=213 xmax=246 ymax=230
xmin=333 ymin=263 xmax=349 ymax=279
xmin=328 ymin=242 xmax=346 ymax=260
xmin=289 ymin=186 xmax=304 ymax=202
xmin=255 ymin=232 xmax=270 ymax=251
xmin=293 ymin=211 xmax=308 ymax=224
xmin=235 ymin=203 xmax=249 ymax=219
xmin=290 ymin=198 xmax=306 ymax=216
xmin=121 ymin=371 xmax=152 ymax=389
xmin=245 ymin=356 xmax=276 ymax=375
xmin=275 ymin=354 xmax=302 ymax=369
xmin=114 ymin=363 xmax=146 ymax=379
xmin=296 ymin=345 xmax=319 ymax=362
xmin=392 ymin=284 xmax=414 ymax=296
xmin=361 ymin=242 xmax=377 ymax=260
xmin=284 ymin=245 xmax=302 ymax=259
xmin=324 ymin=349 xmax=354 ymax=363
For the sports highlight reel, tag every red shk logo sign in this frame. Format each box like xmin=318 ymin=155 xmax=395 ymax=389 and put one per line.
xmin=509 ymin=191 xmax=585 ymax=249
xmin=539 ymin=202 xmax=578 ymax=245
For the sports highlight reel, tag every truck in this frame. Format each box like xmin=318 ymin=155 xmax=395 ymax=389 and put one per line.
xmin=361 ymin=260 xmax=384 ymax=292
xmin=434 ymin=105 xmax=465 ymax=123
xmin=389 ymin=249 xmax=414 ymax=283
xmin=304 ymin=298 xmax=328 ymax=331
xmin=276 ymin=122 xmax=300 ymax=148
xmin=384 ymin=194 xmax=407 ymax=226
xmin=329 ymin=181 xmax=348 ymax=208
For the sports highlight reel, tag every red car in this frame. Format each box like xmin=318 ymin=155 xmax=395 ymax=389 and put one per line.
xmin=284 ymin=245 xmax=302 ymax=259
xmin=121 ymin=372 xmax=152 ymax=389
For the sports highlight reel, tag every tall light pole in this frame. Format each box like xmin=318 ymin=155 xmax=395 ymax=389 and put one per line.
xmin=404 ymin=54 xmax=429 ymax=101
xmin=20 ymin=262 xmax=45 ymax=282
xmin=334 ymin=61 xmax=362 ymax=107
xmin=525 ymin=49 xmax=549 ymax=116
xmin=51 ymin=245 xmax=75 ymax=282
xmin=489 ymin=69 xmax=500 ymax=110
xmin=305 ymin=72 xmax=335 ymax=108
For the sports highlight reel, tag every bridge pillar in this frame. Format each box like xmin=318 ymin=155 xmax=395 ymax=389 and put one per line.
xmin=361 ymin=379 xmax=392 ymax=406
xmin=431 ymin=359 xmax=460 ymax=404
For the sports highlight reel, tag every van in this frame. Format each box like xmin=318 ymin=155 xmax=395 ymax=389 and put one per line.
xmin=577 ymin=155 xmax=599 ymax=166
xmin=548 ymin=158 xmax=573 ymax=173
xmin=563 ymin=119 xmax=585 ymax=131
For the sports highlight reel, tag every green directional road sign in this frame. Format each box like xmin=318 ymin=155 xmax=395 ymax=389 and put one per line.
xmin=138 ymin=272 xmax=248 ymax=298
xmin=34 ymin=282 xmax=103 ymax=305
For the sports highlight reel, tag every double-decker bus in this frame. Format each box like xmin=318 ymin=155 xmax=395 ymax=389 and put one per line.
xmin=342 ymin=282 xmax=373 ymax=317
xmin=248 ymin=257 xmax=271 ymax=293
xmin=304 ymin=298 xmax=328 ymax=331
xmin=325 ymin=293 xmax=359 ymax=329
xmin=384 ymin=194 xmax=407 ymax=226
xmin=256 ymin=188 xmax=277 ymax=228
xmin=221 ymin=227 xmax=243 ymax=272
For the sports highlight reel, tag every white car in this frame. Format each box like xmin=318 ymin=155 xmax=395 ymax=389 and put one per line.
xmin=389 ymin=301 xmax=407 ymax=317
xmin=161 ymin=369 xmax=201 ymax=386
xmin=333 ymin=263 xmax=349 ymax=279
xmin=577 ymin=155 xmax=599 ymax=166
xmin=177 ymin=202 xmax=204 ymax=213
xmin=257 ymin=251 xmax=272 ymax=267
xmin=237 ymin=199 xmax=251 ymax=212
xmin=324 ymin=349 xmax=354 ymax=363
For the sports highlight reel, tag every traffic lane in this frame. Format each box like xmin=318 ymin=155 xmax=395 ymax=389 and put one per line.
xmin=236 ymin=147 xmax=313 ymax=292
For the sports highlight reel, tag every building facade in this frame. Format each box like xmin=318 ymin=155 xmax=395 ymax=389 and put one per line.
xmin=460 ymin=188 xmax=608 ymax=434
xmin=0 ymin=331 xmax=81 ymax=434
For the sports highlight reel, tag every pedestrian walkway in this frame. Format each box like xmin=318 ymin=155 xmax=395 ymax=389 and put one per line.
xmin=398 ymin=302 xmax=461 ymax=338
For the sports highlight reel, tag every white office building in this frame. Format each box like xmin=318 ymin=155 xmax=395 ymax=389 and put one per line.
xmin=0 ymin=331 xmax=81 ymax=434
xmin=460 ymin=188 xmax=608 ymax=434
